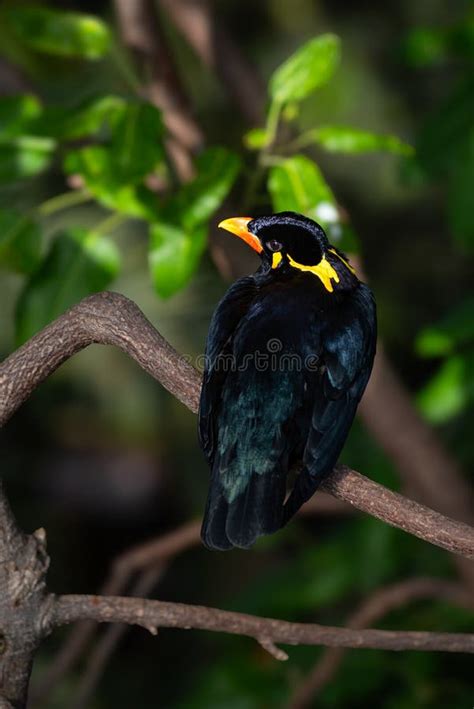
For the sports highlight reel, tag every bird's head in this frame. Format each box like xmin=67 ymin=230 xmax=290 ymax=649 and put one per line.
xmin=218 ymin=211 xmax=357 ymax=293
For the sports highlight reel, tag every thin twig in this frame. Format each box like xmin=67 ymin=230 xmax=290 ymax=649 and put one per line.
xmin=29 ymin=519 xmax=201 ymax=706
xmin=71 ymin=567 xmax=164 ymax=709
xmin=30 ymin=494 xmax=350 ymax=705
xmin=288 ymin=577 xmax=474 ymax=709
xmin=50 ymin=594 xmax=474 ymax=654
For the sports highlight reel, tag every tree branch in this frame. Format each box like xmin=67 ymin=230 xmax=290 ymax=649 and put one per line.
xmin=288 ymin=577 xmax=474 ymax=709
xmin=31 ymin=497 xmax=351 ymax=706
xmin=0 ymin=484 xmax=50 ymax=707
xmin=113 ymin=0 xmax=203 ymax=181
xmin=2 ymin=292 xmax=474 ymax=704
xmin=1 ymin=292 xmax=473 ymax=561
xmin=49 ymin=594 xmax=474 ymax=655
xmin=69 ymin=567 xmax=164 ymax=709
xmin=159 ymin=0 xmax=266 ymax=125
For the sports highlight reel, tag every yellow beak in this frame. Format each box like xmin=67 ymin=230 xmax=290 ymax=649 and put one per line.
xmin=218 ymin=217 xmax=263 ymax=254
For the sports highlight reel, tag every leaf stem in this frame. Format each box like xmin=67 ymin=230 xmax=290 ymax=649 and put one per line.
xmin=37 ymin=190 xmax=91 ymax=218
xmin=241 ymin=101 xmax=283 ymax=211
xmin=265 ymin=100 xmax=283 ymax=148
xmin=92 ymin=212 xmax=128 ymax=235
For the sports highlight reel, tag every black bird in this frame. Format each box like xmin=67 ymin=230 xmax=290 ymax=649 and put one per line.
xmin=199 ymin=211 xmax=376 ymax=550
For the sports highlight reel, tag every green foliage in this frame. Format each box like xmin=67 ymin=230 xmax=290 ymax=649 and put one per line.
xmin=416 ymin=299 xmax=474 ymax=422
xmin=149 ymin=222 xmax=207 ymax=299
xmin=3 ymin=6 xmax=111 ymax=59
xmin=243 ymin=127 xmax=269 ymax=150
xmin=0 ymin=208 xmax=41 ymax=274
xmin=0 ymin=94 xmax=42 ymax=137
xmin=408 ymin=9 xmax=474 ymax=252
xmin=16 ymin=228 xmax=120 ymax=343
xmin=32 ymin=95 xmax=126 ymax=140
xmin=268 ymin=155 xmax=335 ymax=222
xmin=268 ymin=155 xmax=357 ymax=251
xmin=171 ymin=148 xmax=241 ymax=231
xmin=416 ymin=303 xmax=474 ymax=423
xmin=0 ymin=27 xmax=410 ymax=332
xmin=402 ymin=18 xmax=474 ymax=66
xmin=418 ymin=353 xmax=474 ymax=424
xmin=416 ymin=298 xmax=474 ymax=357
xmin=64 ymin=100 xmax=164 ymax=189
xmin=407 ymin=8 xmax=474 ymax=425
xmin=269 ymin=34 xmax=341 ymax=105
xmin=302 ymin=125 xmax=414 ymax=155
xmin=150 ymin=147 xmax=241 ymax=297
xmin=108 ymin=102 xmax=164 ymax=183
xmin=242 ymin=33 xmax=411 ymax=257
xmin=0 ymin=134 xmax=55 ymax=183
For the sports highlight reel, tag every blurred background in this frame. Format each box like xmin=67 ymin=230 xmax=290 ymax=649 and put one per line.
xmin=0 ymin=0 xmax=473 ymax=707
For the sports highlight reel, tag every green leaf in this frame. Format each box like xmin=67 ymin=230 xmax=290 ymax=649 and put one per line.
xmin=417 ymin=352 xmax=474 ymax=423
xmin=0 ymin=135 xmax=56 ymax=183
xmin=243 ymin=127 xmax=270 ymax=150
xmin=269 ymin=34 xmax=341 ymax=105
xmin=0 ymin=208 xmax=41 ymax=273
xmin=306 ymin=125 xmax=414 ymax=156
xmin=0 ymin=94 xmax=42 ymax=138
xmin=401 ymin=28 xmax=449 ymax=67
xmin=32 ymin=95 xmax=126 ymax=140
xmin=109 ymin=101 xmax=164 ymax=183
xmin=5 ymin=7 xmax=111 ymax=59
xmin=64 ymin=145 xmax=160 ymax=220
xmin=281 ymin=102 xmax=299 ymax=122
xmin=416 ymin=78 xmax=474 ymax=178
xmin=416 ymin=298 xmax=474 ymax=357
xmin=63 ymin=101 xmax=164 ymax=217
xmin=268 ymin=155 xmax=334 ymax=218
xmin=171 ymin=147 xmax=241 ymax=230
xmin=16 ymin=228 xmax=120 ymax=343
xmin=267 ymin=154 xmax=358 ymax=250
xmin=149 ymin=222 xmax=207 ymax=298
xmin=447 ymin=136 xmax=474 ymax=250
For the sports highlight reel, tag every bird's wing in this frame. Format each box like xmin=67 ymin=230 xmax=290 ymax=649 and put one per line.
xmin=198 ymin=276 xmax=257 ymax=466
xmin=200 ymin=288 xmax=317 ymax=550
xmin=283 ymin=283 xmax=377 ymax=521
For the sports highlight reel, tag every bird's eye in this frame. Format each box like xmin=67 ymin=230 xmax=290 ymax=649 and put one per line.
xmin=267 ymin=239 xmax=282 ymax=252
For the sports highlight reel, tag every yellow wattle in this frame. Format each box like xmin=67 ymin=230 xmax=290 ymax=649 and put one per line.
xmin=328 ymin=248 xmax=356 ymax=275
xmin=271 ymin=251 xmax=339 ymax=293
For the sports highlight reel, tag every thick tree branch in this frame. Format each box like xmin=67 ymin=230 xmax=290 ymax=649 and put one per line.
xmin=49 ymin=594 xmax=474 ymax=655
xmin=1 ymin=292 xmax=473 ymax=561
xmin=0 ymin=484 xmax=49 ymax=707
xmin=0 ymin=291 xmax=200 ymax=426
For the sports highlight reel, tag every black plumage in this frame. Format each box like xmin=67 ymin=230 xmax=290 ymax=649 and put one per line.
xmin=199 ymin=212 xmax=376 ymax=550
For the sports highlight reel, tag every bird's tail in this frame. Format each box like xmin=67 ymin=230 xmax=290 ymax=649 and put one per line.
xmin=201 ymin=466 xmax=287 ymax=551
xmin=282 ymin=464 xmax=324 ymax=525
